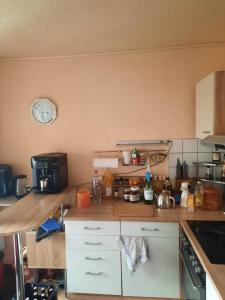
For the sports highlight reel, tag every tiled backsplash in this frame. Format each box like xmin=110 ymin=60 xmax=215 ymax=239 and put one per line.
xmin=168 ymin=138 xmax=224 ymax=179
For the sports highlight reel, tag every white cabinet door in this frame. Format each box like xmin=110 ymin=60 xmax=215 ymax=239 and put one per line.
xmin=67 ymin=250 xmax=121 ymax=295
xmin=122 ymin=236 xmax=180 ymax=298
xmin=196 ymin=72 xmax=215 ymax=139
xmin=206 ymin=275 xmax=220 ymax=300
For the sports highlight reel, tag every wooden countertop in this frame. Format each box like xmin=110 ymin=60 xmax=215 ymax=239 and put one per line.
xmin=181 ymin=220 xmax=225 ymax=300
xmin=0 ymin=186 xmax=75 ymax=236
xmin=65 ymin=198 xmax=225 ymax=222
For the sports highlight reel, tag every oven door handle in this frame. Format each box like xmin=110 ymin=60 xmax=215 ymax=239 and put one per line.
xmin=179 ymin=248 xmax=205 ymax=289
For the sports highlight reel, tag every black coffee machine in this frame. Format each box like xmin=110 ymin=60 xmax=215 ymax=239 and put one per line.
xmin=31 ymin=153 xmax=68 ymax=193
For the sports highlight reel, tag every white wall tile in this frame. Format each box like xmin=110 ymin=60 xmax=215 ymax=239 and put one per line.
xmin=188 ymin=166 xmax=197 ymax=178
xmin=183 ymin=153 xmax=198 ymax=167
xmin=198 ymin=139 xmax=213 ymax=152
xmin=170 ymin=139 xmax=183 ymax=153
xmin=183 ymin=139 xmax=197 ymax=152
xmin=216 ymin=166 xmax=223 ymax=179
xmin=168 ymin=153 xmax=182 ymax=168
xmin=198 ymin=167 xmax=206 ymax=179
xmin=197 ymin=152 xmax=212 ymax=163
xmin=168 ymin=167 xmax=177 ymax=179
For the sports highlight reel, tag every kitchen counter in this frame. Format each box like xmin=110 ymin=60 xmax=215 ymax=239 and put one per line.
xmin=65 ymin=198 xmax=225 ymax=300
xmin=0 ymin=186 xmax=75 ymax=235
xmin=65 ymin=198 xmax=225 ymax=222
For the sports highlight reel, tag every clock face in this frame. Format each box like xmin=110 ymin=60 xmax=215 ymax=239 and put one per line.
xmin=31 ymin=99 xmax=57 ymax=125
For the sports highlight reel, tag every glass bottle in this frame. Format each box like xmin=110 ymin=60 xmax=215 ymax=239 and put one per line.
xmin=92 ymin=170 xmax=101 ymax=203
xmin=131 ymin=147 xmax=139 ymax=165
xmin=144 ymin=182 xmax=154 ymax=205
xmin=144 ymin=158 xmax=154 ymax=204
xmin=205 ymin=166 xmax=212 ymax=180
xmin=194 ymin=181 xmax=204 ymax=209
xmin=103 ymin=168 xmax=113 ymax=197
xmin=163 ymin=176 xmax=173 ymax=194
xmin=221 ymin=154 xmax=225 ymax=181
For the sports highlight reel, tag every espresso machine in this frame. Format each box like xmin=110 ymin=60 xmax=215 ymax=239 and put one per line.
xmin=31 ymin=153 xmax=68 ymax=193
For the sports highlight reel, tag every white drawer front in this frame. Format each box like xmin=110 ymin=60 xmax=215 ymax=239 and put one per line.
xmin=66 ymin=235 xmax=120 ymax=251
xmin=121 ymin=221 xmax=179 ymax=237
xmin=65 ymin=220 xmax=120 ymax=236
xmin=67 ymin=250 xmax=121 ymax=295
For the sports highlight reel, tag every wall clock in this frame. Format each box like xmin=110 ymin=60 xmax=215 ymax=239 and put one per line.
xmin=31 ymin=98 xmax=57 ymax=125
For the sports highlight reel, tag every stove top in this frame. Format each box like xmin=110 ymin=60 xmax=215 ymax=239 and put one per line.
xmin=187 ymin=220 xmax=225 ymax=264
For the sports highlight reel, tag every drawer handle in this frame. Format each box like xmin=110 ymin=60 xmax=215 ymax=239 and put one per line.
xmin=83 ymin=226 xmax=101 ymax=230
xmin=84 ymin=242 xmax=102 ymax=246
xmin=202 ymin=130 xmax=211 ymax=134
xmin=85 ymin=271 xmax=103 ymax=276
xmin=141 ymin=227 xmax=159 ymax=231
xmin=85 ymin=256 xmax=102 ymax=261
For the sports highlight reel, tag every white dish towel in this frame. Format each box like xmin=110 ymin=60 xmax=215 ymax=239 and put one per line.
xmin=117 ymin=236 xmax=150 ymax=276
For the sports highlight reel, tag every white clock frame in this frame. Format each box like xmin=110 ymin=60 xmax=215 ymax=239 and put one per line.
xmin=31 ymin=98 xmax=57 ymax=125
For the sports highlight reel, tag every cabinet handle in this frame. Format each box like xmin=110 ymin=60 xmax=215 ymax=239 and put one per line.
xmin=85 ymin=256 xmax=102 ymax=261
xmin=83 ymin=226 xmax=101 ymax=230
xmin=141 ymin=227 xmax=159 ymax=231
xmin=84 ymin=242 xmax=102 ymax=246
xmin=202 ymin=130 xmax=211 ymax=134
xmin=85 ymin=271 xmax=103 ymax=276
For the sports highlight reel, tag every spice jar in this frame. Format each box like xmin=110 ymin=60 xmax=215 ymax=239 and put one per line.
xmin=129 ymin=186 xmax=140 ymax=202
xmin=124 ymin=188 xmax=130 ymax=202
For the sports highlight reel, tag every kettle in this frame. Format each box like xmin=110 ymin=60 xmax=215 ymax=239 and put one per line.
xmin=14 ymin=175 xmax=29 ymax=199
xmin=157 ymin=190 xmax=176 ymax=209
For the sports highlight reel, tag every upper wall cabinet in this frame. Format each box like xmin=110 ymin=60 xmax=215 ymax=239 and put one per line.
xmin=196 ymin=71 xmax=225 ymax=139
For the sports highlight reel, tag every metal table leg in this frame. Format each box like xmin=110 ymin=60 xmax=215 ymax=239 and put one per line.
xmin=13 ymin=233 xmax=25 ymax=300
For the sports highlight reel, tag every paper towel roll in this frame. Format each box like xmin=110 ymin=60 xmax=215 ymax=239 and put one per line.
xmin=93 ymin=158 xmax=119 ymax=168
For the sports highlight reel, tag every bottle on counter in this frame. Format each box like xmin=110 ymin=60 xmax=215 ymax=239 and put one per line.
xmin=163 ymin=176 xmax=173 ymax=194
xmin=205 ymin=166 xmax=212 ymax=180
xmin=212 ymin=147 xmax=221 ymax=163
xmin=131 ymin=148 xmax=139 ymax=165
xmin=103 ymin=168 xmax=113 ymax=197
xmin=92 ymin=170 xmax=101 ymax=203
xmin=144 ymin=158 xmax=154 ymax=205
xmin=194 ymin=181 xmax=204 ymax=209
xmin=221 ymin=154 xmax=225 ymax=181
xmin=187 ymin=193 xmax=195 ymax=212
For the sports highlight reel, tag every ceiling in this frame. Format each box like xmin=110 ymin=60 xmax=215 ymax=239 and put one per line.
xmin=1 ymin=0 xmax=225 ymax=59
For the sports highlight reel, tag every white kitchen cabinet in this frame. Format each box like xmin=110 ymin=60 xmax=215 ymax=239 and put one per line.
xmin=196 ymin=71 xmax=225 ymax=139
xmin=121 ymin=221 xmax=180 ymax=298
xmin=65 ymin=220 xmax=121 ymax=295
xmin=206 ymin=275 xmax=220 ymax=300
xmin=67 ymin=250 xmax=121 ymax=295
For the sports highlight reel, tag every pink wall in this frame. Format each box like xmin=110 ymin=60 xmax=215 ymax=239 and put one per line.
xmin=1 ymin=45 xmax=225 ymax=185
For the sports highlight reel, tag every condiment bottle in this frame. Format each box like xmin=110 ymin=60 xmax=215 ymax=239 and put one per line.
xmin=131 ymin=148 xmax=139 ymax=165
xmin=163 ymin=176 xmax=173 ymax=194
xmin=194 ymin=181 xmax=204 ymax=209
xmin=212 ymin=147 xmax=221 ymax=162
xmin=221 ymin=154 xmax=225 ymax=181
xmin=129 ymin=186 xmax=140 ymax=202
xmin=188 ymin=193 xmax=195 ymax=212
xmin=92 ymin=170 xmax=101 ymax=203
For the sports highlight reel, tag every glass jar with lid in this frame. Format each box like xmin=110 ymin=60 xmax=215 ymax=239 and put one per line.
xmin=129 ymin=186 xmax=140 ymax=202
